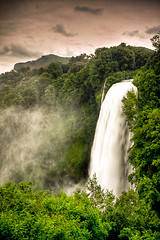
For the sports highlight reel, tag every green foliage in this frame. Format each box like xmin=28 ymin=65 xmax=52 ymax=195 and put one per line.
xmin=46 ymin=62 xmax=63 ymax=78
xmin=68 ymin=54 xmax=90 ymax=74
xmin=0 ymin=176 xmax=160 ymax=239
xmin=86 ymin=176 xmax=160 ymax=239
xmin=41 ymin=84 xmax=57 ymax=109
xmin=105 ymin=190 xmax=160 ymax=239
xmin=88 ymin=44 xmax=151 ymax=91
xmin=123 ymin=50 xmax=160 ymax=214
xmin=0 ymin=180 xmax=111 ymax=239
xmin=0 ymin=44 xmax=152 ymax=110
xmin=134 ymin=68 xmax=160 ymax=108
xmin=151 ymin=31 xmax=160 ymax=52
xmin=0 ymin=42 xmax=159 ymax=239
xmin=0 ymin=43 xmax=154 ymax=187
xmin=66 ymin=111 xmax=98 ymax=181
xmin=122 ymin=90 xmax=138 ymax=130
xmin=86 ymin=174 xmax=115 ymax=211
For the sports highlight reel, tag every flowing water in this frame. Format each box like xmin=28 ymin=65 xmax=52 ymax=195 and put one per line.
xmin=89 ymin=80 xmax=137 ymax=197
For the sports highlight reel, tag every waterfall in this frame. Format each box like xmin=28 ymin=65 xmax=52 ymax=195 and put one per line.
xmin=89 ymin=80 xmax=137 ymax=197
xmin=101 ymin=79 xmax=107 ymax=105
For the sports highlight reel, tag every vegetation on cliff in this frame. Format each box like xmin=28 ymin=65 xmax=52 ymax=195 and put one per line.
xmin=0 ymin=39 xmax=160 ymax=239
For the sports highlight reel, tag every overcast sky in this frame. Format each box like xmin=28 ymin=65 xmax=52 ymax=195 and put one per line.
xmin=0 ymin=0 xmax=160 ymax=73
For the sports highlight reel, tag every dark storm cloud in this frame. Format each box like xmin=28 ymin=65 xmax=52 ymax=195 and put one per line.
xmin=74 ymin=6 xmax=102 ymax=15
xmin=0 ymin=44 xmax=42 ymax=58
xmin=53 ymin=24 xmax=77 ymax=37
xmin=145 ymin=25 xmax=160 ymax=35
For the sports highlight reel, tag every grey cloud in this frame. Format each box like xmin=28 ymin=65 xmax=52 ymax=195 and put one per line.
xmin=122 ymin=30 xmax=145 ymax=39
xmin=53 ymin=24 xmax=77 ymax=37
xmin=74 ymin=6 xmax=102 ymax=15
xmin=145 ymin=25 xmax=160 ymax=35
xmin=123 ymin=30 xmax=140 ymax=37
xmin=0 ymin=46 xmax=10 ymax=55
xmin=0 ymin=44 xmax=42 ymax=58
xmin=26 ymin=35 xmax=34 ymax=40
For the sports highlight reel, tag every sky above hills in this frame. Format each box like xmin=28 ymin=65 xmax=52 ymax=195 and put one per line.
xmin=0 ymin=0 xmax=160 ymax=73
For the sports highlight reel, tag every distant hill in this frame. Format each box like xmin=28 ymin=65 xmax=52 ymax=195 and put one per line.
xmin=14 ymin=54 xmax=71 ymax=71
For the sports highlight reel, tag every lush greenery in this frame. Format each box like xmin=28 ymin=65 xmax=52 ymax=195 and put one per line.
xmin=0 ymin=176 xmax=160 ymax=239
xmin=0 ymin=40 xmax=160 ymax=239
xmin=0 ymin=44 xmax=153 ymax=186
xmin=122 ymin=42 xmax=160 ymax=216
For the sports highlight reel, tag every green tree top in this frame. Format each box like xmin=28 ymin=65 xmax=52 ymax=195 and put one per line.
xmin=151 ymin=31 xmax=160 ymax=52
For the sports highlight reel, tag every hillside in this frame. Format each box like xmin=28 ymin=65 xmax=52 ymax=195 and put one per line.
xmin=0 ymin=41 xmax=160 ymax=239
xmin=14 ymin=54 xmax=71 ymax=70
xmin=0 ymin=43 xmax=154 ymax=186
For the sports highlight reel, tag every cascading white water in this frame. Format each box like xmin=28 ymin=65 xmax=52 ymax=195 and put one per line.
xmin=89 ymin=80 xmax=137 ymax=197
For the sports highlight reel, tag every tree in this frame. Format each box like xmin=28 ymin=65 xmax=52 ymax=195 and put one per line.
xmin=47 ymin=62 xmax=63 ymax=79
xmin=151 ymin=31 xmax=160 ymax=52
xmin=0 ymin=180 xmax=111 ymax=239
xmin=122 ymin=48 xmax=160 ymax=214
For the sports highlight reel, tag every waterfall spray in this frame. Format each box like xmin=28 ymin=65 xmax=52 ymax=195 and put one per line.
xmin=89 ymin=80 xmax=137 ymax=197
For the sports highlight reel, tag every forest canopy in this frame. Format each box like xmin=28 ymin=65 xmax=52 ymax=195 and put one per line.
xmin=0 ymin=41 xmax=160 ymax=239
xmin=0 ymin=43 xmax=153 ymax=186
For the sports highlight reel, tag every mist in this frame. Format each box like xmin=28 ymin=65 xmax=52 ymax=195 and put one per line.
xmin=0 ymin=106 xmax=79 ymax=191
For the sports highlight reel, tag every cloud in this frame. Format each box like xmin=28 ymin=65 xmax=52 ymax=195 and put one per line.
xmin=53 ymin=24 xmax=77 ymax=37
xmin=26 ymin=35 xmax=34 ymax=40
xmin=122 ymin=30 xmax=145 ymax=38
xmin=66 ymin=47 xmax=74 ymax=56
xmin=74 ymin=6 xmax=102 ymax=15
xmin=0 ymin=44 xmax=42 ymax=58
xmin=145 ymin=25 xmax=160 ymax=35
xmin=123 ymin=30 xmax=140 ymax=37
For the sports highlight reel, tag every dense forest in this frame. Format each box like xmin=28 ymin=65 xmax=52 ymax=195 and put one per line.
xmin=0 ymin=36 xmax=160 ymax=239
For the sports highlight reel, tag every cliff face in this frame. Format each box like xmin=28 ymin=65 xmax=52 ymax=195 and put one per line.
xmin=14 ymin=54 xmax=71 ymax=70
